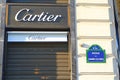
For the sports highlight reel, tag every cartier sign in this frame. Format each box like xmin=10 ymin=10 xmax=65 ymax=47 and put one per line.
xmin=6 ymin=4 xmax=69 ymax=29
xmin=15 ymin=8 xmax=62 ymax=22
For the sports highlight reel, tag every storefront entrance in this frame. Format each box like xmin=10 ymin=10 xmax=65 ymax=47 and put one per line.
xmin=3 ymin=31 xmax=71 ymax=80
xmin=3 ymin=2 xmax=71 ymax=80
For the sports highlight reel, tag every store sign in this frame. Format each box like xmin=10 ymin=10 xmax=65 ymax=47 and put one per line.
xmin=86 ymin=44 xmax=106 ymax=63
xmin=7 ymin=31 xmax=68 ymax=42
xmin=15 ymin=8 xmax=62 ymax=22
xmin=6 ymin=4 xmax=68 ymax=29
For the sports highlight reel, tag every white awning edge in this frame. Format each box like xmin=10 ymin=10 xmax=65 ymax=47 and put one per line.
xmin=7 ymin=31 xmax=68 ymax=42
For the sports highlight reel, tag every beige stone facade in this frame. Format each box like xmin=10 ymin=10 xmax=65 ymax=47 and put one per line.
xmin=76 ymin=0 xmax=119 ymax=80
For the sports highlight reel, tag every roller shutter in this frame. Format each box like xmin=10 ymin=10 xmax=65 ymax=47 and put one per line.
xmin=4 ymin=42 xmax=71 ymax=80
xmin=7 ymin=0 xmax=68 ymax=4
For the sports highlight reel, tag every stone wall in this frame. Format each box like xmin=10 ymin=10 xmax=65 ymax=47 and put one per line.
xmin=76 ymin=0 xmax=119 ymax=80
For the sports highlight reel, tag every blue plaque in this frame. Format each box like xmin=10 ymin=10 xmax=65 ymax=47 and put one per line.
xmin=86 ymin=44 xmax=106 ymax=63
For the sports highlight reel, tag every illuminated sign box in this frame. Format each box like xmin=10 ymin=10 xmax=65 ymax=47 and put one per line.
xmin=6 ymin=3 xmax=69 ymax=29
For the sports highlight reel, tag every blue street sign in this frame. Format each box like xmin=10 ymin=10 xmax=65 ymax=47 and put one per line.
xmin=86 ymin=44 xmax=106 ymax=63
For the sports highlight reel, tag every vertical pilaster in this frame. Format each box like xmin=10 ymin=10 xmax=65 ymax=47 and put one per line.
xmin=70 ymin=0 xmax=77 ymax=80
xmin=0 ymin=0 xmax=6 ymax=80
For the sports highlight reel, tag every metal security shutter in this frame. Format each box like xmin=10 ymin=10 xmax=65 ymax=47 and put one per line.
xmin=7 ymin=0 xmax=68 ymax=4
xmin=4 ymin=42 xmax=70 ymax=80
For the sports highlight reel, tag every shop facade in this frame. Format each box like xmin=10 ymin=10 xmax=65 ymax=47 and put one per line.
xmin=0 ymin=0 xmax=119 ymax=80
xmin=0 ymin=0 xmax=75 ymax=80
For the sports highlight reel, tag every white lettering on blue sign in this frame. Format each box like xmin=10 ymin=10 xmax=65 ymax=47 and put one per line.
xmin=87 ymin=45 xmax=106 ymax=63
xmin=88 ymin=58 xmax=104 ymax=60
xmin=92 ymin=52 xmax=100 ymax=54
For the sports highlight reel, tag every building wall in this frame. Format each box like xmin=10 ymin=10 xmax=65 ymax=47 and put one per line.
xmin=76 ymin=0 xmax=119 ymax=80
xmin=0 ymin=0 xmax=119 ymax=80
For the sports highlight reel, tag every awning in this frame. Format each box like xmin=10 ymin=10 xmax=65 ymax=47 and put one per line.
xmin=7 ymin=31 xmax=68 ymax=42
